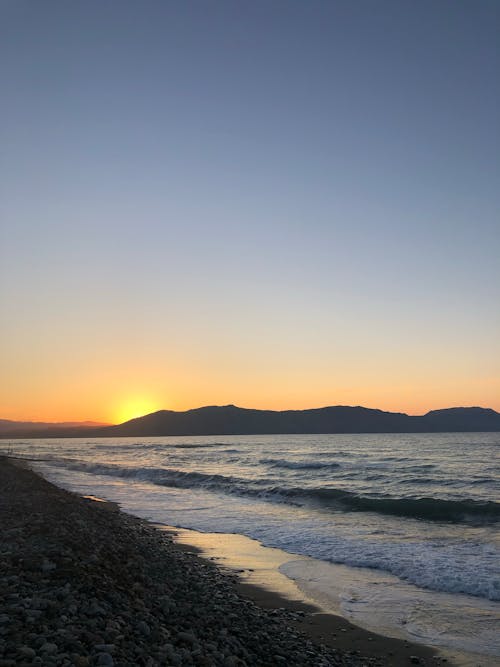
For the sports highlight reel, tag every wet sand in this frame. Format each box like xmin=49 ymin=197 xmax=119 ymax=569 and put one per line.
xmin=166 ymin=527 xmax=454 ymax=667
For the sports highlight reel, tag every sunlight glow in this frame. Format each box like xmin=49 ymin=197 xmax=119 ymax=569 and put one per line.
xmin=113 ymin=397 xmax=161 ymax=425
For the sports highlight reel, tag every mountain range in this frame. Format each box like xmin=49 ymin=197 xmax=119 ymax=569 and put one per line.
xmin=1 ymin=405 xmax=499 ymax=438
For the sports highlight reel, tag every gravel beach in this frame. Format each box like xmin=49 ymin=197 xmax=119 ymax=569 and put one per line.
xmin=0 ymin=457 xmax=379 ymax=666
xmin=1 ymin=457 xmax=449 ymax=667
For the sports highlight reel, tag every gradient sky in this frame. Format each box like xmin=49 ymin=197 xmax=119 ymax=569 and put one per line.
xmin=1 ymin=1 xmax=499 ymax=423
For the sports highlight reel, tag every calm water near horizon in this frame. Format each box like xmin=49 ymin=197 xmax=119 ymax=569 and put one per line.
xmin=4 ymin=432 xmax=499 ymax=659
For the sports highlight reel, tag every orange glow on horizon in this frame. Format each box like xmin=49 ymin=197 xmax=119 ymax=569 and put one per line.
xmin=2 ymin=383 xmax=500 ymax=425
xmin=112 ymin=397 xmax=163 ymax=425
xmin=1 ymin=353 xmax=499 ymax=424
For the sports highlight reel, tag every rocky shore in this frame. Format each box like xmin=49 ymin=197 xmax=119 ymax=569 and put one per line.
xmin=0 ymin=457 xmax=384 ymax=667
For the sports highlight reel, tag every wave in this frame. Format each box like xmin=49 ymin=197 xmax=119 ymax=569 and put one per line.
xmin=280 ymin=539 xmax=500 ymax=602
xmin=398 ymin=477 xmax=436 ymax=485
xmin=93 ymin=443 xmax=162 ymax=451
xmin=378 ymin=456 xmax=411 ymax=462
xmin=93 ymin=441 xmax=230 ymax=451
xmin=173 ymin=442 xmax=232 ymax=449
xmin=44 ymin=459 xmax=500 ymax=525
xmin=308 ymin=450 xmax=352 ymax=458
xmin=45 ymin=460 xmax=258 ymax=495
xmin=284 ymin=488 xmax=500 ymax=523
xmin=260 ymin=458 xmax=341 ymax=470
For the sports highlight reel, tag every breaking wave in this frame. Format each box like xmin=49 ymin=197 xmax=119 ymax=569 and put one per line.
xmin=47 ymin=459 xmax=500 ymax=525
xmin=260 ymin=458 xmax=341 ymax=470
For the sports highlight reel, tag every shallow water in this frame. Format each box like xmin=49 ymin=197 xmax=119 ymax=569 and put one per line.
xmin=4 ymin=432 xmax=499 ymax=657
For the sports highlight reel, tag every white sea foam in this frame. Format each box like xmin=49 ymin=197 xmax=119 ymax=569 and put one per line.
xmin=280 ymin=559 xmax=500 ymax=658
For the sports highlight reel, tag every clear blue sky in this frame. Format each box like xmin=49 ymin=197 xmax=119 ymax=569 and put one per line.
xmin=1 ymin=1 xmax=499 ymax=420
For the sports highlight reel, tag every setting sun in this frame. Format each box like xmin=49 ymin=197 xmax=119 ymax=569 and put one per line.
xmin=113 ymin=397 xmax=162 ymax=425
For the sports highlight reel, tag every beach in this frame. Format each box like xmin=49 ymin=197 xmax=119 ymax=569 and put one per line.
xmin=0 ymin=456 xmax=450 ymax=667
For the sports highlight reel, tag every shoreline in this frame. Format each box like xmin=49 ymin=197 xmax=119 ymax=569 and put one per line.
xmin=164 ymin=527 xmax=450 ymax=667
xmin=167 ymin=529 xmax=500 ymax=667
xmin=0 ymin=456 xmax=452 ymax=667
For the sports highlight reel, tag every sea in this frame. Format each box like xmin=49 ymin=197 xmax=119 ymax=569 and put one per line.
xmin=4 ymin=433 xmax=499 ymax=661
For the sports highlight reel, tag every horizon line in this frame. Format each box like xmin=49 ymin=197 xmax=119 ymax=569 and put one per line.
xmin=2 ymin=402 xmax=497 ymax=427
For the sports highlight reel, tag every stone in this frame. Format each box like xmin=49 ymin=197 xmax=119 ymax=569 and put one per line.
xmin=137 ymin=620 xmax=151 ymax=636
xmin=72 ymin=657 xmax=90 ymax=667
xmin=178 ymin=631 xmax=197 ymax=645
xmin=40 ymin=642 xmax=58 ymax=654
xmin=96 ymin=653 xmax=114 ymax=666
xmin=41 ymin=559 xmax=56 ymax=572
xmin=95 ymin=644 xmax=115 ymax=653
xmin=18 ymin=645 xmax=36 ymax=659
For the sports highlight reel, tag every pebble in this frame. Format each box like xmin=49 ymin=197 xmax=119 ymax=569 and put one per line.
xmin=95 ymin=643 xmax=115 ymax=652
xmin=72 ymin=657 xmax=89 ymax=667
xmin=40 ymin=642 xmax=58 ymax=654
xmin=178 ymin=630 xmax=197 ymax=645
xmin=18 ymin=646 xmax=36 ymax=659
xmin=136 ymin=620 xmax=151 ymax=636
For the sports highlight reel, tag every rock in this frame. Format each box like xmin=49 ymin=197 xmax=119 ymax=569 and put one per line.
xmin=94 ymin=644 xmax=115 ymax=653
xmin=224 ymin=656 xmax=247 ymax=666
xmin=410 ymin=658 xmax=421 ymax=665
xmin=177 ymin=631 xmax=197 ymax=645
xmin=96 ymin=653 xmax=114 ymax=666
xmin=136 ymin=620 xmax=151 ymax=636
xmin=72 ymin=657 xmax=90 ymax=667
xmin=40 ymin=642 xmax=58 ymax=654
xmin=163 ymin=644 xmax=182 ymax=666
xmin=18 ymin=645 xmax=36 ymax=659
xmin=88 ymin=601 xmax=105 ymax=616
xmin=41 ymin=559 xmax=56 ymax=572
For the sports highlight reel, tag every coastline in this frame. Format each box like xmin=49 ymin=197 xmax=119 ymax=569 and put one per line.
xmin=1 ymin=457 xmax=455 ymax=667
xmin=166 ymin=527 xmax=450 ymax=667
xmin=167 ymin=528 xmax=499 ymax=667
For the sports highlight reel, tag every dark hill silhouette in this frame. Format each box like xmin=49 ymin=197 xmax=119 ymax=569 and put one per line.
xmin=95 ymin=405 xmax=413 ymax=437
xmin=1 ymin=406 xmax=499 ymax=438
xmin=418 ymin=407 xmax=500 ymax=432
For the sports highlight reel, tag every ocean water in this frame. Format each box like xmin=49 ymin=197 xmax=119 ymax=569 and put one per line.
xmin=4 ymin=433 xmax=499 ymax=658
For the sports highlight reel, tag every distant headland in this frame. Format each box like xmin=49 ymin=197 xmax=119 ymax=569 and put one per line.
xmin=1 ymin=405 xmax=500 ymax=438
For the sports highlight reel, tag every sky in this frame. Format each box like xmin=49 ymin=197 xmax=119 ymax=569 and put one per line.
xmin=1 ymin=1 xmax=499 ymax=423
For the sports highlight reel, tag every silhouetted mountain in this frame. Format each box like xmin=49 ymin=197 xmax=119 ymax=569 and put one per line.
xmin=1 ymin=406 xmax=499 ymax=438
xmin=90 ymin=404 xmax=500 ymax=437
xmin=419 ymin=407 xmax=500 ymax=432
xmin=93 ymin=405 xmax=408 ymax=436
